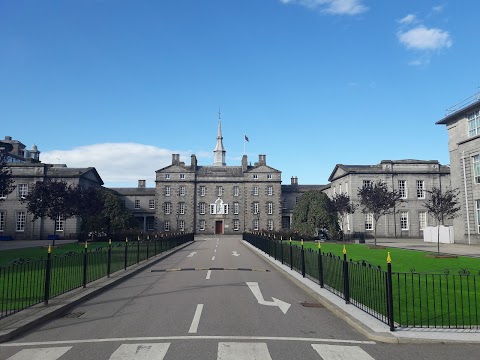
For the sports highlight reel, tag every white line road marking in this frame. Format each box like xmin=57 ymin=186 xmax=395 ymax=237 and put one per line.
xmin=206 ymin=270 xmax=212 ymax=279
xmin=188 ymin=304 xmax=204 ymax=333
xmin=217 ymin=342 xmax=272 ymax=360
xmin=214 ymin=249 xmax=217 ymax=253
xmin=212 ymin=256 xmax=215 ymax=261
xmin=109 ymin=343 xmax=170 ymax=360
xmin=232 ymin=251 xmax=240 ymax=256
xmin=186 ymin=252 xmax=197 ymax=258
xmin=5 ymin=347 xmax=72 ymax=360
xmin=312 ymin=344 xmax=375 ymax=360
xmin=1 ymin=337 xmax=375 ymax=347
xmin=246 ymin=282 xmax=291 ymax=314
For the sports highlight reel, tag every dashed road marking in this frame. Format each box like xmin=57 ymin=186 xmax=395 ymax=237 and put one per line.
xmin=151 ymin=268 xmax=271 ymax=273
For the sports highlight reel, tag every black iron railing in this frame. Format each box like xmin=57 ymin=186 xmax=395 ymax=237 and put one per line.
xmin=243 ymin=232 xmax=479 ymax=330
xmin=0 ymin=233 xmax=193 ymax=319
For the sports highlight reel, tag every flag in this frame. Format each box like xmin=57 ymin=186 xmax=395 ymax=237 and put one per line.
xmin=244 ymin=135 xmax=249 ymax=142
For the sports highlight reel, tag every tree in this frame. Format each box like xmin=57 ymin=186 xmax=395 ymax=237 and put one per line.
xmin=0 ymin=143 xmax=15 ymax=204
xmin=357 ymin=180 xmax=403 ymax=247
xmin=423 ymin=187 xmax=461 ymax=254
xmin=331 ymin=193 xmax=357 ymax=241
xmin=22 ymin=180 xmax=75 ymax=245
xmin=80 ymin=188 xmax=138 ymax=239
xmin=291 ymin=190 xmax=339 ymax=238
xmin=72 ymin=185 xmax=104 ymax=221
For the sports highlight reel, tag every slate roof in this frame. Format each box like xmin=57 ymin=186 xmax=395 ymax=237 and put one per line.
xmin=195 ymin=166 xmax=245 ymax=177
xmin=436 ymin=99 xmax=480 ymax=125
xmin=329 ymin=160 xmax=450 ymax=182
xmin=281 ymin=184 xmax=330 ymax=193
xmin=111 ymin=187 xmax=155 ymax=196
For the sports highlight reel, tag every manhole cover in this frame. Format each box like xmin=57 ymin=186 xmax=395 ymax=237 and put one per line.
xmin=300 ymin=302 xmax=324 ymax=308
xmin=62 ymin=312 xmax=84 ymax=318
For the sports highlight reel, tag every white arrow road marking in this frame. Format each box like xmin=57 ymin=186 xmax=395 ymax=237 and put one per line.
xmin=312 ymin=344 xmax=375 ymax=360
xmin=217 ymin=342 xmax=272 ymax=360
xmin=186 ymin=252 xmax=197 ymax=258
xmin=109 ymin=343 xmax=170 ymax=360
xmin=188 ymin=304 xmax=204 ymax=333
xmin=6 ymin=347 xmax=72 ymax=360
xmin=232 ymin=251 xmax=240 ymax=257
xmin=246 ymin=282 xmax=291 ymax=314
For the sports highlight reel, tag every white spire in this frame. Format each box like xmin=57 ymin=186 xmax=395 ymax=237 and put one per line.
xmin=213 ymin=109 xmax=226 ymax=166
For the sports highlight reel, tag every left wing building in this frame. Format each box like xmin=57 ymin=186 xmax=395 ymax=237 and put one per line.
xmin=0 ymin=136 xmax=104 ymax=240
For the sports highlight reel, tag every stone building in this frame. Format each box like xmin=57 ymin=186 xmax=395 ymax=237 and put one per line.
xmin=0 ymin=136 xmax=104 ymax=240
xmin=154 ymin=118 xmax=282 ymax=234
xmin=326 ymin=160 xmax=451 ymax=239
xmin=436 ymin=96 xmax=480 ymax=244
xmin=111 ymin=180 xmax=156 ymax=233
xmin=280 ymin=176 xmax=329 ymax=230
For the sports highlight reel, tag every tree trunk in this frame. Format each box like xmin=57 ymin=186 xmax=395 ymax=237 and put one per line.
xmin=52 ymin=222 xmax=56 ymax=246
xmin=437 ymin=224 xmax=440 ymax=254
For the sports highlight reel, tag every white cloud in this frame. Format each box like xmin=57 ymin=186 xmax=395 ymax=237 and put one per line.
xmin=398 ymin=26 xmax=452 ymax=50
xmin=279 ymin=0 xmax=368 ymax=15
xmin=41 ymin=143 xmax=198 ymax=187
xmin=398 ymin=14 xmax=417 ymax=25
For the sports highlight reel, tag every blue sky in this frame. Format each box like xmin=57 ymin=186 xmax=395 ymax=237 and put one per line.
xmin=1 ymin=0 xmax=478 ymax=187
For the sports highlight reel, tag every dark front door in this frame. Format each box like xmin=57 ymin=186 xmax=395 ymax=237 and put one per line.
xmin=215 ymin=221 xmax=223 ymax=234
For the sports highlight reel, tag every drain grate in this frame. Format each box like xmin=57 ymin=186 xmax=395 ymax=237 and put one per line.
xmin=300 ymin=302 xmax=324 ymax=308
xmin=62 ymin=312 xmax=85 ymax=318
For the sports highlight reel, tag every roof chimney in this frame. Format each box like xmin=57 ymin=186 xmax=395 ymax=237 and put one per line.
xmin=172 ymin=154 xmax=180 ymax=165
xmin=138 ymin=180 xmax=146 ymax=188
xmin=291 ymin=176 xmax=298 ymax=185
xmin=191 ymin=154 xmax=197 ymax=170
xmin=258 ymin=154 xmax=266 ymax=166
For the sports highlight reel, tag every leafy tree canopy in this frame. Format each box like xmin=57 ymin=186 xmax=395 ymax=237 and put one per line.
xmin=0 ymin=144 xmax=15 ymax=203
xmin=357 ymin=180 xmax=403 ymax=246
xmin=291 ymin=190 xmax=338 ymax=238
xmin=424 ymin=187 xmax=461 ymax=225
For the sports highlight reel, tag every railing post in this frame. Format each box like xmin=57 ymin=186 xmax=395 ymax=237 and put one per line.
xmin=124 ymin=237 xmax=128 ymax=270
xmin=44 ymin=245 xmax=52 ymax=304
xmin=137 ymin=236 xmax=140 ymax=264
xmin=289 ymin=238 xmax=293 ymax=270
xmin=280 ymin=237 xmax=284 ymax=265
xmin=154 ymin=235 xmax=157 ymax=256
xmin=146 ymin=235 xmax=150 ymax=260
xmin=107 ymin=239 xmax=112 ymax=278
xmin=301 ymin=239 xmax=306 ymax=277
xmin=386 ymin=252 xmax=395 ymax=331
xmin=274 ymin=238 xmax=277 ymax=260
xmin=83 ymin=241 xmax=88 ymax=288
xmin=318 ymin=242 xmax=324 ymax=288
xmin=343 ymin=245 xmax=350 ymax=304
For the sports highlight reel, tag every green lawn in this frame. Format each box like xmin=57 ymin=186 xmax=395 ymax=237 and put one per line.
xmin=291 ymin=241 xmax=480 ymax=274
xmin=0 ymin=242 xmax=116 ymax=265
xmin=273 ymin=239 xmax=480 ymax=328
xmin=0 ymin=238 xmax=184 ymax=317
